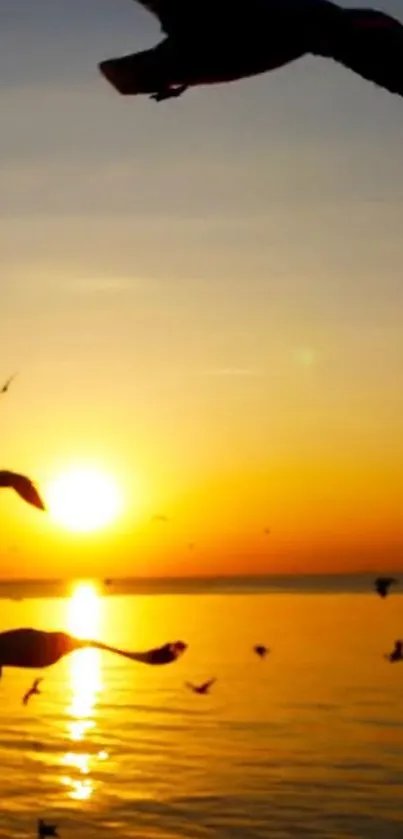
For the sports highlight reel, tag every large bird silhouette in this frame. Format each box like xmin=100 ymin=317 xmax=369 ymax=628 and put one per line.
xmin=0 ymin=471 xmax=45 ymax=511
xmin=0 ymin=629 xmax=187 ymax=677
xmin=99 ymin=0 xmax=403 ymax=102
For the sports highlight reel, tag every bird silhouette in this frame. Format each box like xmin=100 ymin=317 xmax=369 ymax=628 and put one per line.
xmin=22 ymin=677 xmax=43 ymax=706
xmin=374 ymin=576 xmax=398 ymax=598
xmin=385 ymin=640 xmax=403 ymax=663
xmin=37 ymin=819 xmax=58 ymax=838
xmin=99 ymin=0 xmax=403 ymax=103
xmin=185 ymin=678 xmax=216 ymax=695
xmin=254 ymin=644 xmax=269 ymax=658
xmin=0 ymin=629 xmax=187 ymax=677
xmin=0 ymin=471 xmax=45 ymax=511
xmin=1 ymin=372 xmax=17 ymax=394
xmin=151 ymin=514 xmax=169 ymax=523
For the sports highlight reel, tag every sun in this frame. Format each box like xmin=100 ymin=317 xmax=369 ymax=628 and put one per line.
xmin=47 ymin=466 xmax=121 ymax=533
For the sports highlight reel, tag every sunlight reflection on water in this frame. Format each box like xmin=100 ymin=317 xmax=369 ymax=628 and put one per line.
xmin=62 ymin=583 xmax=104 ymax=801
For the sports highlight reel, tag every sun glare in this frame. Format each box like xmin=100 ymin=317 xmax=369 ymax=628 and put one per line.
xmin=47 ymin=466 xmax=121 ymax=533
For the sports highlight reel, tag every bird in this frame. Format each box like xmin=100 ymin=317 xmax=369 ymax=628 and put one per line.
xmin=374 ymin=576 xmax=398 ymax=598
xmin=22 ymin=677 xmax=43 ymax=706
xmin=263 ymin=528 xmax=271 ymax=536
xmin=151 ymin=514 xmax=169 ymax=523
xmin=37 ymin=819 xmax=58 ymax=838
xmin=99 ymin=0 xmax=403 ymax=104
xmin=0 ymin=470 xmax=46 ymax=511
xmin=1 ymin=372 xmax=18 ymax=394
xmin=185 ymin=677 xmax=216 ymax=694
xmin=385 ymin=640 xmax=403 ymax=662
xmin=254 ymin=644 xmax=269 ymax=658
xmin=0 ymin=628 xmax=187 ymax=678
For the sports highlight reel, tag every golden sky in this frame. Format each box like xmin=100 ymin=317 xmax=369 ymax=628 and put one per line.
xmin=1 ymin=1 xmax=403 ymax=578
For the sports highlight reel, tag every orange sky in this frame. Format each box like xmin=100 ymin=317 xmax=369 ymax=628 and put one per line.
xmin=1 ymin=2 xmax=403 ymax=578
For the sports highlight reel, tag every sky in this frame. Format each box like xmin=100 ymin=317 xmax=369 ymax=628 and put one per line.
xmin=1 ymin=0 xmax=403 ymax=579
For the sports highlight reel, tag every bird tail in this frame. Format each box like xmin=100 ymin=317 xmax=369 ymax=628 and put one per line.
xmin=312 ymin=6 xmax=403 ymax=98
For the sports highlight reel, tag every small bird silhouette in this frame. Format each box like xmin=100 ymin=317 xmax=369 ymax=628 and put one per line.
xmin=254 ymin=644 xmax=269 ymax=659
xmin=152 ymin=514 xmax=169 ymax=523
xmin=386 ymin=640 xmax=403 ymax=663
xmin=22 ymin=677 xmax=43 ymax=706
xmin=0 ymin=628 xmax=187 ymax=677
xmin=374 ymin=576 xmax=398 ymax=598
xmin=185 ymin=678 xmax=216 ymax=695
xmin=38 ymin=819 xmax=58 ymax=838
xmin=1 ymin=372 xmax=17 ymax=394
xmin=0 ymin=471 xmax=45 ymax=511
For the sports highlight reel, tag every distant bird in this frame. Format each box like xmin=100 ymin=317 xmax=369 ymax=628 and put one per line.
xmin=0 ymin=470 xmax=45 ymax=511
xmin=38 ymin=819 xmax=58 ymax=838
xmin=151 ymin=514 xmax=169 ymax=523
xmin=1 ymin=372 xmax=17 ymax=394
xmin=23 ymin=677 xmax=43 ymax=706
xmin=374 ymin=576 xmax=398 ymax=598
xmin=99 ymin=0 xmax=403 ymax=104
xmin=185 ymin=678 xmax=216 ymax=695
xmin=385 ymin=640 xmax=403 ymax=663
xmin=254 ymin=644 xmax=269 ymax=659
xmin=263 ymin=528 xmax=271 ymax=536
xmin=0 ymin=628 xmax=187 ymax=677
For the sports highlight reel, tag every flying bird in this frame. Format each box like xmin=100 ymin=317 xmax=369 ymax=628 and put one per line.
xmin=0 ymin=470 xmax=45 ymax=511
xmin=0 ymin=628 xmax=187 ymax=677
xmin=374 ymin=576 xmax=398 ymax=598
xmin=22 ymin=677 xmax=43 ymax=706
xmin=254 ymin=644 xmax=269 ymax=658
xmin=1 ymin=372 xmax=18 ymax=394
xmin=385 ymin=639 xmax=403 ymax=662
xmin=99 ymin=0 xmax=403 ymax=103
xmin=185 ymin=677 xmax=216 ymax=695
xmin=38 ymin=820 xmax=58 ymax=839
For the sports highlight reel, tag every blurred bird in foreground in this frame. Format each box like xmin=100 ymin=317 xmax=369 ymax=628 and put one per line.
xmin=185 ymin=678 xmax=216 ymax=695
xmin=0 ymin=471 xmax=45 ymax=511
xmin=374 ymin=576 xmax=398 ymax=598
xmin=38 ymin=819 xmax=58 ymax=838
xmin=0 ymin=629 xmax=187 ymax=676
xmin=385 ymin=640 xmax=403 ymax=662
xmin=254 ymin=644 xmax=269 ymax=659
xmin=99 ymin=0 xmax=403 ymax=103
xmin=22 ymin=677 xmax=43 ymax=706
xmin=1 ymin=372 xmax=17 ymax=394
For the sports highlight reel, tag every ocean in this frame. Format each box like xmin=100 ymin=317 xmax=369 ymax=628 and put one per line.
xmin=0 ymin=576 xmax=401 ymax=838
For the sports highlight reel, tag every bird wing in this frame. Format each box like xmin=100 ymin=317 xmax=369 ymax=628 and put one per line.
xmin=1 ymin=471 xmax=46 ymax=511
xmin=319 ymin=8 xmax=403 ymax=98
xmin=130 ymin=0 xmax=186 ymax=34
xmin=202 ymin=678 xmax=216 ymax=691
xmin=33 ymin=678 xmax=43 ymax=690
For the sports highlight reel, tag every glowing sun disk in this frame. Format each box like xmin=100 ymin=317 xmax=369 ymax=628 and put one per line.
xmin=48 ymin=467 xmax=121 ymax=533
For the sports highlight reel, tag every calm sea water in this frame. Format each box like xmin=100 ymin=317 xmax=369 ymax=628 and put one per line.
xmin=0 ymin=580 xmax=402 ymax=838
